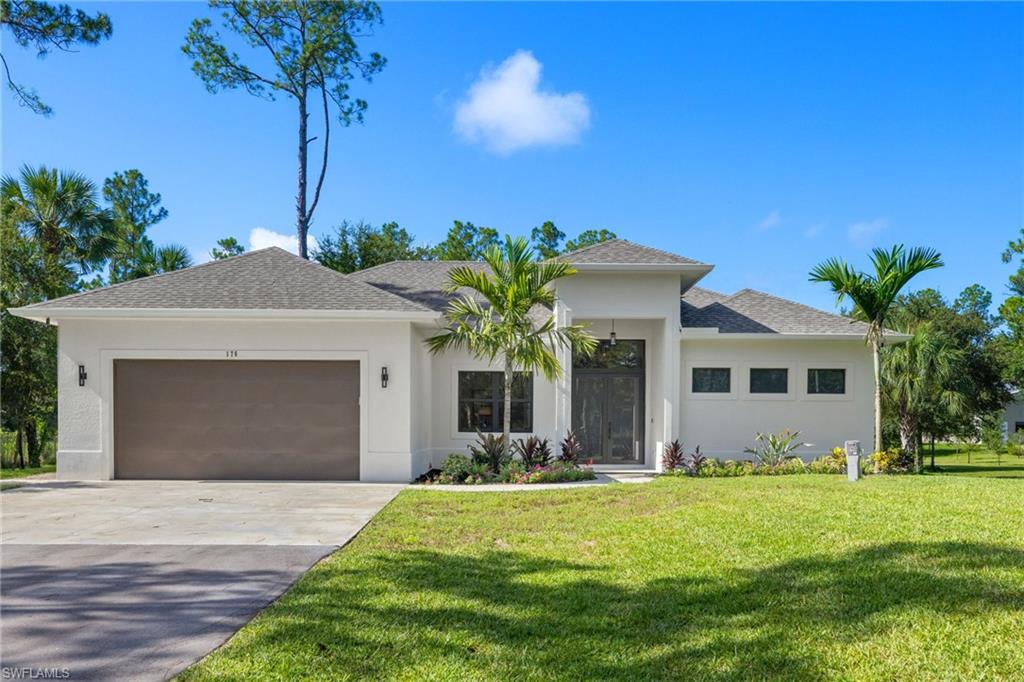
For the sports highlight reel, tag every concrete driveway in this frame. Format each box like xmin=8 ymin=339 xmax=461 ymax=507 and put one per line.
xmin=0 ymin=480 xmax=404 ymax=680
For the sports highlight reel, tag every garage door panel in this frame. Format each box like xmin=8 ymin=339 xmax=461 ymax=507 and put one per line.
xmin=114 ymin=360 xmax=360 ymax=480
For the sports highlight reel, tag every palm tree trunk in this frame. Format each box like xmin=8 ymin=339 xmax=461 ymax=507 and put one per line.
xmin=915 ymin=431 xmax=924 ymax=474
xmin=503 ymin=361 xmax=513 ymax=460
xmin=872 ymin=339 xmax=882 ymax=453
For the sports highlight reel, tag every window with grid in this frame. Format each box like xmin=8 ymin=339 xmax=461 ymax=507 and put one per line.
xmin=457 ymin=371 xmax=533 ymax=432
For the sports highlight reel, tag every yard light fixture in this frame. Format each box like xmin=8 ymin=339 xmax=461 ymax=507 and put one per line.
xmin=78 ymin=364 xmax=88 ymax=387
xmin=609 ymin=319 xmax=617 ymax=346
xmin=381 ymin=366 xmax=389 ymax=389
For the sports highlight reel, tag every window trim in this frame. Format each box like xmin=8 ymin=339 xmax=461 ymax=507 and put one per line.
xmin=452 ymin=367 xmax=535 ymax=436
xmin=799 ymin=363 xmax=853 ymax=402
xmin=684 ymin=361 xmax=737 ymax=400
xmin=742 ymin=364 xmax=795 ymax=401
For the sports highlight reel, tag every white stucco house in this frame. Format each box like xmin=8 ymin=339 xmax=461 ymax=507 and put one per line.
xmin=12 ymin=239 xmax=879 ymax=482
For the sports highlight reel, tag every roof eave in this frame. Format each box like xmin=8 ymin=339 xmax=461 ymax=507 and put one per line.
xmin=9 ymin=307 xmax=441 ymax=323
xmin=680 ymin=328 xmax=910 ymax=342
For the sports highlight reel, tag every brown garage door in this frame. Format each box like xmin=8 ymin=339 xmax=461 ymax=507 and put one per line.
xmin=114 ymin=360 xmax=360 ymax=480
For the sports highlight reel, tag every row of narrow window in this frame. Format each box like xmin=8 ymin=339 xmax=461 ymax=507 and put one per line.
xmin=691 ymin=367 xmax=846 ymax=395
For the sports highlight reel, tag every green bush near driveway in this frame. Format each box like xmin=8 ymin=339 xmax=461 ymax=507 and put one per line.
xmin=181 ymin=476 xmax=1024 ymax=681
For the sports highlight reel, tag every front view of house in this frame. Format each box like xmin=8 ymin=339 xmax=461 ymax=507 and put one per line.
xmin=13 ymin=239 xmax=877 ymax=482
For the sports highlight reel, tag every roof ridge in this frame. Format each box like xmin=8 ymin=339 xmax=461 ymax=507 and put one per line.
xmin=353 ymin=259 xmax=481 ymax=275
xmin=559 ymin=238 xmax=706 ymax=266
xmin=558 ymin=237 xmax=627 ymax=259
xmin=730 ymin=287 xmax=857 ymax=324
xmin=684 ymin=285 xmax=729 ymax=299
xmin=27 ymin=247 xmax=281 ymax=309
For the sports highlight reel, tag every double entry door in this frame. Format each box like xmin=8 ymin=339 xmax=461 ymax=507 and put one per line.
xmin=571 ymin=340 xmax=645 ymax=464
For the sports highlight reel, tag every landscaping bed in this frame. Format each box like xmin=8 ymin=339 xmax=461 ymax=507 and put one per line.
xmin=182 ymin=475 xmax=1024 ymax=681
xmin=418 ymin=432 xmax=596 ymax=485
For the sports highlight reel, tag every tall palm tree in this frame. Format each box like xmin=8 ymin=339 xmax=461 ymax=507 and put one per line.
xmin=810 ymin=245 xmax=944 ymax=453
xmin=1 ymin=165 xmax=113 ymax=283
xmin=426 ymin=236 xmax=597 ymax=456
xmin=883 ymin=322 xmax=966 ymax=472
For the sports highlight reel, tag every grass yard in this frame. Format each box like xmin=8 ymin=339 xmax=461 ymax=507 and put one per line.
xmin=928 ymin=444 xmax=1024 ymax=478
xmin=0 ymin=464 xmax=55 ymax=479
xmin=182 ymin=476 xmax=1024 ymax=681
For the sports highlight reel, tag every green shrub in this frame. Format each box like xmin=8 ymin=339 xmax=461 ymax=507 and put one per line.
xmin=510 ymin=461 xmax=596 ymax=484
xmin=744 ymin=429 xmax=803 ymax=467
xmin=464 ymin=462 xmax=494 ymax=484
xmin=498 ymin=460 xmax=526 ymax=482
xmin=871 ymin=448 xmax=913 ymax=474
xmin=435 ymin=453 xmax=473 ymax=484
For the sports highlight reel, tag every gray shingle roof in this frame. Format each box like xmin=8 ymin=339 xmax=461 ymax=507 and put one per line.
xmin=348 ymin=260 xmax=486 ymax=311
xmin=16 ymin=247 xmax=433 ymax=314
xmin=349 ymin=260 xmax=552 ymax=322
xmin=560 ymin=238 xmax=705 ymax=265
xmin=681 ymin=287 xmax=870 ymax=335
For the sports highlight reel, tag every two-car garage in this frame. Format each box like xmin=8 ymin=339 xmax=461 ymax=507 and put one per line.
xmin=113 ymin=359 xmax=360 ymax=480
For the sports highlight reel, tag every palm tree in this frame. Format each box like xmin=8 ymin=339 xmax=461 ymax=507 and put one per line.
xmin=111 ymin=239 xmax=194 ymax=282
xmin=152 ymin=244 xmax=194 ymax=273
xmin=810 ymin=245 xmax=944 ymax=453
xmin=426 ymin=236 xmax=597 ymax=456
xmin=1 ymin=165 xmax=113 ymax=283
xmin=883 ymin=322 xmax=966 ymax=472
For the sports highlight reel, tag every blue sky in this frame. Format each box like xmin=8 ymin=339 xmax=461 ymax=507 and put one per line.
xmin=4 ymin=1 xmax=1021 ymax=312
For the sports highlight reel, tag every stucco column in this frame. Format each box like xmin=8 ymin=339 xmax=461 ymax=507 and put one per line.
xmin=659 ymin=315 xmax=680 ymax=472
xmin=554 ymin=301 xmax=573 ymax=439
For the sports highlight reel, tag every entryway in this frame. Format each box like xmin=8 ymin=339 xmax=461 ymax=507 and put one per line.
xmin=571 ymin=340 xmax=645 ymax=464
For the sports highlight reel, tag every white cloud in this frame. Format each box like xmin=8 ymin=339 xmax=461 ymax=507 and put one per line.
xmin=756 ymin=211 xmax=781 ymax=231
xmin=248 ymin=227 xmax=317 ymax=255
xmin=803 ymin=222 xmax=825 ymax=239
xmin=454 ymin=50 xmax=591 ymax=154
xmin=847 ymin=218 xmax=888 ymax=248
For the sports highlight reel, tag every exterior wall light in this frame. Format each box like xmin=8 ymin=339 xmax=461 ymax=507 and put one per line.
xmin=381 ymin=366 xmax=389 ymax=388
xmin=79 ymin=364 xmax=88 ymax=387
xmin=609 ymin=319 xmax=617 ymax=346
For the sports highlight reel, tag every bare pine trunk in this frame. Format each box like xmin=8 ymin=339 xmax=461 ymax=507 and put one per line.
xmin=503 ymin=362 xmax=513 ymax=461
xmin=872 ymin=339 xmax=882 ymax=453
xmin=25 ymin=419 xmax=39 ymax=468
xmin=296 ymin=91 xmax=309 ymax=259
xmin=16 ymin=427 xmax=24 ymax=469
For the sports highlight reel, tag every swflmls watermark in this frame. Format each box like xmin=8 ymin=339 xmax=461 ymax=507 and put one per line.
xmin=1 ymin=668 xmax=71 ymax=680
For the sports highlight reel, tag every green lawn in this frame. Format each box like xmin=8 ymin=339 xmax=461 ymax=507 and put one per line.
xmin=927 ymin=444 xmax=1024 ymax=479
xmin=0 ymin=463 xmax=55 ymax=479
xmin=182 ymin=476 xmax=1024 ymax=681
